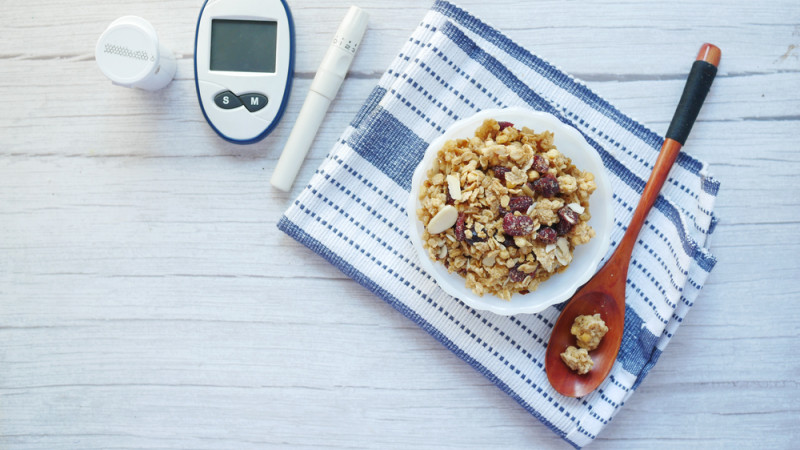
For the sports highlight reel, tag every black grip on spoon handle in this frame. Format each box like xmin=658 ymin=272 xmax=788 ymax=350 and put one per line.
xmin=665 ymin=59 xmax=718 ymax=146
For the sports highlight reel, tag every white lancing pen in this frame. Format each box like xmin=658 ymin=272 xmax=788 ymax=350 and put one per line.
xmin=270 ymin=6 xmax=368 ymax=192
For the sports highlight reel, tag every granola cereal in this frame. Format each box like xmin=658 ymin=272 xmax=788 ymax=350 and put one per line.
xmin=571 ymin=313 xmax=609 ymax=351
xmin=560 ymin=346 xmax=594 ymax=375
xmin=560 ymin=313 xmax=609 ymax=375
xmin=416 ymin=119 xmax=597 ymax=300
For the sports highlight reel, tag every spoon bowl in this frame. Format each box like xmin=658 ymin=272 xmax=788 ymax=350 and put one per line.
xmin=545 ymin=276 xmax=625 ymax=397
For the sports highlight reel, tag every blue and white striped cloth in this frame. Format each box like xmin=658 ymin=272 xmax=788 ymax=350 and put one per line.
xmin=278 ymin=1 xmax=718 ymax=447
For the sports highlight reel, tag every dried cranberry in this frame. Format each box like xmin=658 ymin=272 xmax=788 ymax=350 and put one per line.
xmin=555 ymin=207 xmax=579 ymax=235
xmin=554 ymin=219 xmax=573 ymax=235
xmin=454 ymin=212 xmax=466 ymax=241
xmin=530 ymin=174 xmax=560 ymax=198
xmin=445 ymin=186 xmax=454 ymax=205
xmin=503 ymin=213 xmax=536 ymax=236
xmin=537 ymin=226 xmax=558 ymax=244
xmin=498 ymin=121 xmax=514 ymax=131
xmin=558 ymin=206 xmax=579 ymax=225
xmin=508 ymin=196 xmax=533 ymax=213
xmin=508 ymin=264 xmax=526 ymax=283
xmin=492 ymin=166 xmax=510 ymax=184
xmin=532 ymin=155 xmax=550 ymax=174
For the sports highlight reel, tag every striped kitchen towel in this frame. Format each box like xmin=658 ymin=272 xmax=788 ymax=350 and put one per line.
xmin=277 ymin=1 xmax=718 ymax=447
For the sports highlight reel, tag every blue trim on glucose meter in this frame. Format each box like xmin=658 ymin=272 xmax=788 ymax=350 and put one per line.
xmin=193 ymin=0 xmax=295 ymax=145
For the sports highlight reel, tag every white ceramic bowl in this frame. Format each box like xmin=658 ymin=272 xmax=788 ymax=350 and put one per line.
xmin=408 ymin=107 xmax=613 ymax=316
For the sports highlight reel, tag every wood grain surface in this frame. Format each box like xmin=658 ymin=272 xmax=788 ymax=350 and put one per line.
xmin=2 ymin=0 xmax=799 ymax=448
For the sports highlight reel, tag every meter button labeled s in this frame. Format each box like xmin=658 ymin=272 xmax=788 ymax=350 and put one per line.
xmin=214 ymin=91 xmax=242 ymax=109
xmin=239 ymin=93 xmax=268 ymax=112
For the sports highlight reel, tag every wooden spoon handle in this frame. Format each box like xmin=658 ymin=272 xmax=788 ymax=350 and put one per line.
xmin=666 ymin=44 xmax=721 ymax=145
xmin=616 ymin=44 xmax=720 ymax=257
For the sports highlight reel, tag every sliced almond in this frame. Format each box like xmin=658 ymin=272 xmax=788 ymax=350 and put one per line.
xmin=555 ymin=248 xmax=572 ymax=266
xmin=427 ymin=205 xmax=459 ymax=234
xmin=522 ymin=182 xmax=535 ymax=197
xmin=555 ymin=237 xmax=572 ymax=266
xmin=556 ymin=237 xmax=570 ymax=253
xmin=482 ymin=254 xmax=496 ymax=267
xmin=567 ymin=202 xmax=585 ymax=214
xmin=545 ymin=243 xmax=557 ymax=253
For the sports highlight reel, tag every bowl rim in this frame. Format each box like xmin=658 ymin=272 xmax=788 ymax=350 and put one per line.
xmin=407 ymin=107 xmax=613 ymax=315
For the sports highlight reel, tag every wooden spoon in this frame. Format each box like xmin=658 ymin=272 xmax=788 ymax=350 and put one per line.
xmin=545 ymin=43 xmax=721 ymax=397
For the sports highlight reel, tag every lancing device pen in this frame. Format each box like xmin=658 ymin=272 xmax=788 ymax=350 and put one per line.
xmin=271 ymin=6 xmax=368 ymax=191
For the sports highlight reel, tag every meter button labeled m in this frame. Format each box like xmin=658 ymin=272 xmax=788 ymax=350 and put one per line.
xmin=239 ymin=93 xmax=268 ymax=112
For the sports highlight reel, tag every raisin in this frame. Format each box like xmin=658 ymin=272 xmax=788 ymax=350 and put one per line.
xmin=532 ymin=155 xmax=550 ymax=174
xmin=498 ymin=121 xmax=514 ymax=131
xmin=537 ymin=226 xmax=558 ymax=244
xmin=492 ymin=229 xmax=516 ymax=248
xmin=492 ymin=166 xmax=510 ymax=184
xmin=530 ymin=174 xmax=560 ymax=198
xmin=508 ymin=196 xmax=533 ymax=213
xmin=454 ymin=212 xmax=466 ymax=241
xmin=468 ymin=235 xmax=485 ymax=245
xmin=554 ymin=219 xmax=573 ymax=236
xmin=445 ymin=186 xmax=454 ymax=205
xmin=503 ymin=213 xmax=536 ymax=236
xmin=508 ymin=264 xmax=526 ymax=283
xmin=467 ymin=227 xmax=486 ymax=244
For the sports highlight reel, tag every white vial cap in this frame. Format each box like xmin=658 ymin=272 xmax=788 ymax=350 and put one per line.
xmin=95 ymin=16 xmax=176 ymax=91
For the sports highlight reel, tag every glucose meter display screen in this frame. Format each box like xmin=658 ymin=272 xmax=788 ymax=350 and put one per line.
xmin=210 ymin=19 xmax=277 ymax=73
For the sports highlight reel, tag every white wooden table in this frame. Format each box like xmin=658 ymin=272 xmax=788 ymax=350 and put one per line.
xmin=2 ymin=0 xmax=799 ymax=448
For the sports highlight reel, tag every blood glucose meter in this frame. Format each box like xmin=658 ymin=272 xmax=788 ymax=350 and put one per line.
xmin=194 ymin=0 xmax=295 ymax=144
